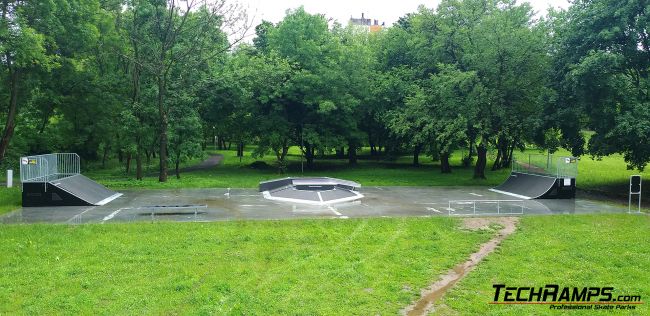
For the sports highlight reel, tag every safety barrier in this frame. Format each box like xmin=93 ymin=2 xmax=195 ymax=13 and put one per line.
xmin=19 ymin=153 xmax=80 ymax=190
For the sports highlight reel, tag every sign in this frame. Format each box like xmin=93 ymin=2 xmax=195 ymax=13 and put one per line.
xmin=629 ymin=175 xmax=642 ymax=213
xmin=630 ymin=175 xmax=641 ymax=194
xmin=21 ymin=157 xmax=38 ymax=165
xmin=565 ymin=157 xmax=577 ymax=164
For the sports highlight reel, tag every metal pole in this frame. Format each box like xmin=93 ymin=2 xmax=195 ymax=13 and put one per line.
xmin=629 ymin=190 xmax=632 ymax=213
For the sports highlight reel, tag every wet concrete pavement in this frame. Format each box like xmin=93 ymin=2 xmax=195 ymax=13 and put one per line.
xmin=0 ymin=186 xmax=632 ymax=224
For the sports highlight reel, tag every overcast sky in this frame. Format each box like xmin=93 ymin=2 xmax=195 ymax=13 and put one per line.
xmin=238 ymin=0 xmax=570 ymax=36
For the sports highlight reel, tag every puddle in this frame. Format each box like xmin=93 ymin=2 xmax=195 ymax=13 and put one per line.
xmin=402 ymin=217 xmax=519 ymax=316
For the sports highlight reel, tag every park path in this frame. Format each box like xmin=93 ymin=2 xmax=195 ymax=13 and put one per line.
xmin=146 ymin=154 xmax=223 ymax=176
xmin=180 ymin=154 xmax=223 ymax=172
xmin=401 ymin=217 xmax=519 ymax=316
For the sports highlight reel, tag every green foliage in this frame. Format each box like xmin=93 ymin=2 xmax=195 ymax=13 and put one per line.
xmin=2 ymin=0 xmax=650 ymax=181
xmin=551 ymin=0 xmax=650 ymax=169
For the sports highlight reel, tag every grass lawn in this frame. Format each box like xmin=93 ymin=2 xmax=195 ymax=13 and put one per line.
xmin=86 ymin=147 xmax=510 ymax=189
xmin=436 ymin=214 xmax=650 ymax=315
xmin=0 ymin=217 xmax=492 ymax=314
xmin=0 ymin=187 xmax=20 ymax=216
xmin=86 ymin=145 xmax=649 ymax=194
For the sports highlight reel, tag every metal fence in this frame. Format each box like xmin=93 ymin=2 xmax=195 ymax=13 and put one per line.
xmin=512 ymin=154 xmax=578 ymax=178
xmin=20 ymin=153 xmax=80 ymax=189
xmin=447 ymin=200 xmax=525 ymax=216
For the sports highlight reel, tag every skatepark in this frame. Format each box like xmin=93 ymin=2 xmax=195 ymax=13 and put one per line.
xmin=1 ymin=186 xmax=630 ymax=224
xmin=0 ymin=153 xmax=632 ymax=224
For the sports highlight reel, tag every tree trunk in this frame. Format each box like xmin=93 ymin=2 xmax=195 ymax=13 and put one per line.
xmin=504 ymin=144 xmax=515 ymax=168
xmin=102 ymin=146 xmax=109 ymax=169
xmin=136 ymin=152 xmax=143 ymax=180
xmin=304 ymin=143 xmax=314 ymax=168
xmin=413 ymin=144 xmax=422 ymax=166
xmin=474 ymin=143 xmax=487 ymax=179
xmin=175 ymin=154 xmax=181 ymax=179
xmin=237 ymin=142 xmax=244 ymax=157
xmin=126 ymin=153 xmax=132 ymax=174
xmin=463 ymin=140 xmax=474 ymax=167
xmin=336 ymin=147 xmax=345 ymax=158
xmin=369 ymin=132 xmax=377 ymax=156
xmin=158 ymin=75 xmax=168 ymax=182
xmin=491 ymin=145 xmax=502 ymax=171
xmin=348 ymin=145 xmax=357 ymax=165
xmin=0 ymin=69 xmax=19 ymax=164
xmin=440 ymin=152 xmax=451 ymax=173
xmin=276 ymin=144 xmax=289 ymax=173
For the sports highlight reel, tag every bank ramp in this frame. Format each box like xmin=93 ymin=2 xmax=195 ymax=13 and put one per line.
xmin=20 ymin=153 xmax=122 ymax=207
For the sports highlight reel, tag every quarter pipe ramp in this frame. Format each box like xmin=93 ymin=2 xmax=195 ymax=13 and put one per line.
xmin=489 ymin=172 xmax=575 ymax=199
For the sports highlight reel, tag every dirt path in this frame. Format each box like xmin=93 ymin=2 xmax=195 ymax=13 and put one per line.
xmin=401 ymin=217 xmax=520 ymax=316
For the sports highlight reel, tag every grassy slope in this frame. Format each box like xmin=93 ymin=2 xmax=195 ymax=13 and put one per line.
xmin=437 ymin=214 xmax=650 ymax=315
xmin=0 ymin=217 xmax=492 ymax=315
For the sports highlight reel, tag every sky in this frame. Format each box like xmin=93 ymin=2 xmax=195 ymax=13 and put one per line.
xmin=237 ymin=0 xmax=570 ymax=38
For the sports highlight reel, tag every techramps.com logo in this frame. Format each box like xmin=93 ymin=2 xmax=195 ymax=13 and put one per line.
xmin=490 ymin=284 xmax=643 ymax=311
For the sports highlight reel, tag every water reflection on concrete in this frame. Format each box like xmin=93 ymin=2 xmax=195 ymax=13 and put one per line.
xmin=0 ymin=187 xmax=633 ymax=224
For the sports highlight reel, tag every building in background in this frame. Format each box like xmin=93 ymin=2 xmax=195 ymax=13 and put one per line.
xmin=349 ymin=13 xmax=384 ymax=32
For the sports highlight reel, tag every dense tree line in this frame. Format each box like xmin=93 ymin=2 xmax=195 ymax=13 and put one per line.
xmin=1 ymin=0 xmax=648 ymax=181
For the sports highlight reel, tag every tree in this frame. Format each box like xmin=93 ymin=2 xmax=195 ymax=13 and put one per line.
xmin=266 ymin=7 xmax=354 ymax=169
xmin=433 ymin=0 xmax=549 ymax=178
xmin=124 ymin=0 xmax=246 ymax=182
xmin=0 ymin=1 xmax=59 ymax=165
xmin=552 ymin=0 xmax=649 ymax=170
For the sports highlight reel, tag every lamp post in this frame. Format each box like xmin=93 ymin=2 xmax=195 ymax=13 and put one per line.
xmin=212 ymin=126 xmax=216 ymax=150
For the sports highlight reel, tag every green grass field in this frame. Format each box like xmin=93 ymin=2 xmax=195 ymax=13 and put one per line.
xmin=84 ymin=146 xmax=650 ymax=192
xmin=436 ymin=214 xmax=650 ymax=315
xmin=85 ymin=147 xmax=509 ymax=189
xmin=0 ymin=187 xmax=20 ymax=215
xmin=0 ymin=217 xmax=493 ymax=314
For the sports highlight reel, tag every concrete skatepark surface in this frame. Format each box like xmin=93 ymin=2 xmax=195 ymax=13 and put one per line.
xmin=1 ymin=187 xmax=631 ymax=224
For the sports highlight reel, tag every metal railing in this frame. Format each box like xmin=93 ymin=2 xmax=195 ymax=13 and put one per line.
xmin=447 ymin=200 xmax=525 ymax=215
xmin=20 ymin=153 xmax=80 ymax=190
xmin=512 ymin=154 xmax=578 ymax=178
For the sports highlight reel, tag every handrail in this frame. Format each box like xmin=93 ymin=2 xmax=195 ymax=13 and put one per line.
xmin=447 ymin=199 xmax=525 ymax=215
